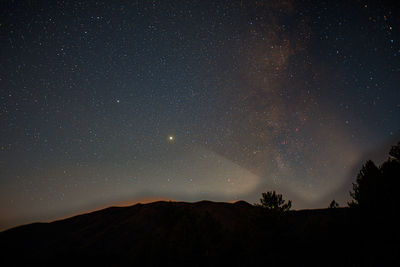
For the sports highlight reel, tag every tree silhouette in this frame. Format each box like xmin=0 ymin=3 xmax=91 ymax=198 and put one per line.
xmin=329 ymin=200 xmax=339 ymax=208
xmin=389 ymin=141 xmax=400 ymax=160
xmin=348 ymin=160 xmax=380 ymax=209
xmin=256 ymin=191 xmax=292 ymax=212
xmin=349 ymin=141 xmax=400 ymax=212
xmin=380 ymin=142 xmax=400 ymax=214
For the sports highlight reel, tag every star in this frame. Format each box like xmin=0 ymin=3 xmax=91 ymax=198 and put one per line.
xmin=167 ymin=135 xmax=175 ymax=142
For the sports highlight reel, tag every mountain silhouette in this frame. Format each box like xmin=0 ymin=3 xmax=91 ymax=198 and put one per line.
xmin=0 ymin=200 xmax=396 ymax=266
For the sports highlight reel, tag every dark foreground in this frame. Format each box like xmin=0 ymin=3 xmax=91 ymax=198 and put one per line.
xmin=0 ymin=200 xmax=398 ymax=266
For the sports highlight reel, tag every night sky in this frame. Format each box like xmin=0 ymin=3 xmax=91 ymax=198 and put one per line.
xmin=1 ymin=0 xmax=399 ymax=230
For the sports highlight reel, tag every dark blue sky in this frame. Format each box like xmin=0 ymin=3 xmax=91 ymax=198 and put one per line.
xmin=1 ymin=0 xmax=399 ymax=230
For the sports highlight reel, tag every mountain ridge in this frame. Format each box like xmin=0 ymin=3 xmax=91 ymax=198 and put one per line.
xmin=0 ymin=200 xmax=393 ymax=266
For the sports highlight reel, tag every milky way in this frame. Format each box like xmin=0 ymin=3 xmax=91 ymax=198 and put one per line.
xmin=1 ymin=0 xmax=399 ymax=230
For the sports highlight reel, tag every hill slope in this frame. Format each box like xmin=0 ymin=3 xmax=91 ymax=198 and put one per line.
xmin=0 ymin=200 xmax=396 ymax=266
